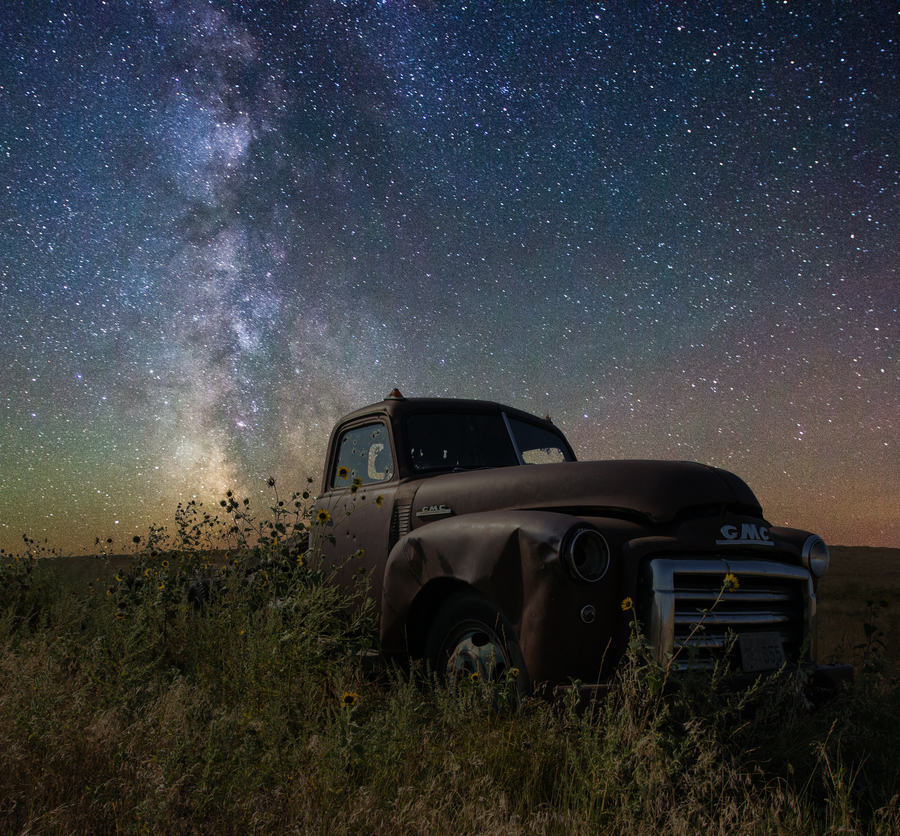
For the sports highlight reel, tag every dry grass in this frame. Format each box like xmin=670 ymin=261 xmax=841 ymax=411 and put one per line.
xmin=1 ymin=541 xmax=898 ymax=835
xmin=818 ymin=546 xmax=900 ymax=665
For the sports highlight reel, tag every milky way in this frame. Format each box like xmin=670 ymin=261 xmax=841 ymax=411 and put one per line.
xmin=1 ymin=2 xmax=897 ymax=552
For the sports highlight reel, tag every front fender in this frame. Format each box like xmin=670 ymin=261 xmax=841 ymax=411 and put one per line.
xmin=380 ymin=509 xmax=578 ymax=654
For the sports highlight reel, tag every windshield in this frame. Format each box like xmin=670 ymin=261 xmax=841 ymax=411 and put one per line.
xmin=405 ymin=411 xmax=574 ymax=471
xmin=406 ymin=413 xmax=518 ymax=471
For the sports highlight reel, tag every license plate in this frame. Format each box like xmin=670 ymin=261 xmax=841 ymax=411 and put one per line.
xmin=738 ymin=632 xmax=786 ymax=673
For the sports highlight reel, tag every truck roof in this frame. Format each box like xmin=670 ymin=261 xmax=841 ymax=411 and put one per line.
xmin=336 ymin=392 xmax=560 ymax=429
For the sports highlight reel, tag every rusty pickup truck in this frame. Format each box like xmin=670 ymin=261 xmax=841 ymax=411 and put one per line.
xmin=310 ymin=389 xmax=852 ymax=696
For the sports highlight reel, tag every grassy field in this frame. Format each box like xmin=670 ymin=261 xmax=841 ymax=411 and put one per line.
xmin=41 ymin=542 xmax=900 ymax=665
xmin=817 ymin=546 xmax=900 ymax=666
xmin=1 ymin=540 xmax=898 ymax=835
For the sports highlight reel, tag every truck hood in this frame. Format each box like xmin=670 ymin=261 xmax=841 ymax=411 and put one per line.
xmin=409 ymin=459 xmax=762 ymax=526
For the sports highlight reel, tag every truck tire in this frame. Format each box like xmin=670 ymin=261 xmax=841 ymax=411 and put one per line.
xmin=425 ymin=590 xmax=532 ymax=698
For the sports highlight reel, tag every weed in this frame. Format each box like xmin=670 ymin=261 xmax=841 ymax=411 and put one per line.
xmin=1 ymin=508 xmax=898 ymax=835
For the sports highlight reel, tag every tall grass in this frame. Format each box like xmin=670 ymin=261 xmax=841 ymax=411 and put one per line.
xmin=1 ymin=489 xmax=898 ymax=835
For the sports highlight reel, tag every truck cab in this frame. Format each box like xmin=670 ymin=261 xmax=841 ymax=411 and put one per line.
xmin=312 ymin=390 xmax=852 ymax=695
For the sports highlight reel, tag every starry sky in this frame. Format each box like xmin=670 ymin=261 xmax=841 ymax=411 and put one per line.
xmin=1 ymin=2 xmax=897 ymax=554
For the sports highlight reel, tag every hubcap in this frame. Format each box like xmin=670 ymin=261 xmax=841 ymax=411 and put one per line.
xmin=446 ymin=626 xmax=509 ymax=683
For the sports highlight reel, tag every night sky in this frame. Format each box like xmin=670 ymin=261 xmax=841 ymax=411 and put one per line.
xmin=1 ymin=2 xmax=897 ymax=554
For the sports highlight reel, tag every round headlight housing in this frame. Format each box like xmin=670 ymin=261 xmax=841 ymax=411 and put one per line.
xmin=563 ymin=528 xmax=610 ymax=583
xmin=802 ymin=535 xmax=830 ymax=578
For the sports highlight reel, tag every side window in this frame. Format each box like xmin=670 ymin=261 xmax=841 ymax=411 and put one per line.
xmin=333 ymin=423 xmax=395 ymax=487
xmin=507 ymin=417 xmax=574 ymax=464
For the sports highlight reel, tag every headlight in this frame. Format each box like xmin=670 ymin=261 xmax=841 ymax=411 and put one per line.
xmin=563 ymin=528 xmax=610 ymax=583
xmin=802 ymin=535 xmax=830 ymax=578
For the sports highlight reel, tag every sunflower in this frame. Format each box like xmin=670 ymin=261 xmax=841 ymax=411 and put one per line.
xmin=723 ymin=573 xmax=739 ymax=592
xmin=621 ymin=597 xmax=634 ymax=612
xmin=375 ymin=495 xmax=385 ymax=508
xmin=316 ymin=508 xmax=331 ymax=525
xmin=340 ymin=691 xmax=359 ymax=708
xmin=337 ymin=466 xmax=350 ymax=480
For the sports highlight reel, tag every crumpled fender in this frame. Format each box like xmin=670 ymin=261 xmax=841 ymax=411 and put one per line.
xmin=380 ymin=509 xmax=579 ymax=654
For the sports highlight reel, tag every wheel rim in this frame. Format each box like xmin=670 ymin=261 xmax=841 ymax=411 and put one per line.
xmin=444 ymin=623 xmax=510 ymax=684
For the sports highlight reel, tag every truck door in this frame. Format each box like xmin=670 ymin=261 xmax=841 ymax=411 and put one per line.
xmin=314 ymin=420 xmax=397 ymax=616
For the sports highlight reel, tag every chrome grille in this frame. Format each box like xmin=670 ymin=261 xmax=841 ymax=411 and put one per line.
xmin=640 ymin=558 xmax=815 ymax=670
